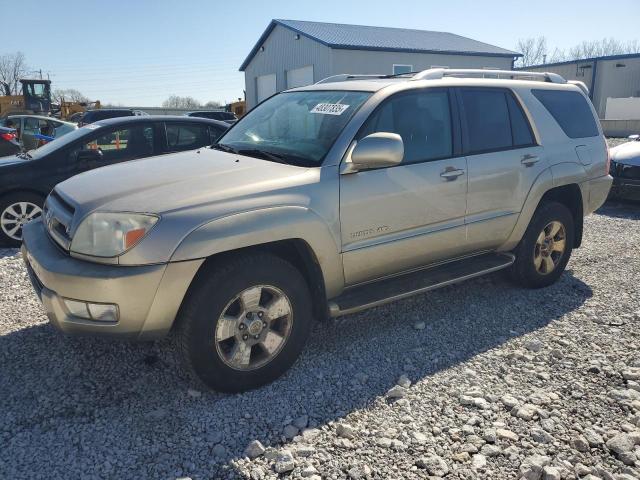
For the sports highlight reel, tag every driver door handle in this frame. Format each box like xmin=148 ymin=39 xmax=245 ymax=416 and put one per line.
xmin=440 ymin=168 xmax=465 ymax=180
xmin=521 ymin=153 xmax=539 ymax=167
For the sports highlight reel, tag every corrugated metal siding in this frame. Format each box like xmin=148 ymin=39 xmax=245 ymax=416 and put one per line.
xmin=244 ymin=25 xmax=333 ymax=108
xmin=593 ymin=57 xmax=640 ymax=117
xmin=331 ymin=49 xmax=513 ymax=75
xmin=527 ymin=58 xmax=640 ymax=118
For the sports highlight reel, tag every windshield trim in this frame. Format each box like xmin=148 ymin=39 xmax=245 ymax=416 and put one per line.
xmin=216 ymin=90 xmax=372 ymax=168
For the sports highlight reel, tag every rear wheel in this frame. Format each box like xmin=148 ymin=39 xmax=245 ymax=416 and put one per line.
xmin=176 ymin=253 xmax=313 ymax=392
xmin=0 ymin=192 xmax=44 ymax=247
xmin=510 ymin=201 xmax=574 ymax=289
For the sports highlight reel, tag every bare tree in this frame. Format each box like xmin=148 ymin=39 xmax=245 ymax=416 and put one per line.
xmin=204 ymin=100 xmax=222 ymax=108
xmin=0 ymin=52 xmax=29 ymax=96
xmin=162 ymin=95 xmax=201 ymax=109
xmin=515 ymin=37 xmax=548 ymax=67
xmin=52 ymin=88 xmax=89 ymax=104
xmin=568 ymin=38 xmax=640 ymax=59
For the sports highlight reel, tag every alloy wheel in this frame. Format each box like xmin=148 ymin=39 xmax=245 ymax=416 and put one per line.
xmin=533 ymin=220 xmax=566 ymax=275
xmin=0 ymin=202 xmax=42 ymax=241
xmin=214 ymin=285 xmax=293 ymax=371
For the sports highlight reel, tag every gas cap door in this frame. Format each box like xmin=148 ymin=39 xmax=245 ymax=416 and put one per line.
xmin=575 ymin=145 xmax=592 ymax=165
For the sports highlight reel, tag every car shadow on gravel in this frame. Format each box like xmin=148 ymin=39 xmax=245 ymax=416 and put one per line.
xmin=0 ymin=269 xmax=593 ymax=478
xmin=0 ymin=247 xmax=18 ymax=259
xmin=597 ymin=199 xmax=640 ymax=219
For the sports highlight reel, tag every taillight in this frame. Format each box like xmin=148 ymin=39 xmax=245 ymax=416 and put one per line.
xmin=0 ymin=132 xmax=16 ymax=142
xmin=605 ymin=145 xmax=611 ymax=175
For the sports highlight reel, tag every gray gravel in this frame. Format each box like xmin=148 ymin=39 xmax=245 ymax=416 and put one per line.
xmin=1 ymin=197 xmax=639 ymax=477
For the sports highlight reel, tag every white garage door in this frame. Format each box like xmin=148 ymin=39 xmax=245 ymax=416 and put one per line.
xmin=287 ymin=65 xmax=314 ymax=89
xmin=256 ymin=74 xmax=277 ymax=103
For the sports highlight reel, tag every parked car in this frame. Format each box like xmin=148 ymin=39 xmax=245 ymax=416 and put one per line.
xmin=21 ymin=69 xmax=612 ymax=392
xmin=186 ymin=110 xmax=238 ymax=124
xmin=2 ymin=115 xmax=77 ymax=150
xmin=0 ymin=126 xmax=20 ymax=156
xmin=77 ymin=109 xmax=135 ymax=127
xmin=0 ymin=115 xmax=228 ymax=245
xmin=609 ymin=134 xmax=640 ymax=201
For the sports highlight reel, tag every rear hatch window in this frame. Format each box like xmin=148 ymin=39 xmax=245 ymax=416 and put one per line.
xmin=532 ymin=89 xmax=599 ymax=139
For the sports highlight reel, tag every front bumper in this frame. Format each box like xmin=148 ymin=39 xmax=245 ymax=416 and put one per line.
xmin=21 ymin=219 xmax=203 ymax=340
xmin=609 ymin=176 xmax=640 ymax=201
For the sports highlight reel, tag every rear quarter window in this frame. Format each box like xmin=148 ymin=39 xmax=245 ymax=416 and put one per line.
xmin=532 ymin=89 xmax=599 ymax=139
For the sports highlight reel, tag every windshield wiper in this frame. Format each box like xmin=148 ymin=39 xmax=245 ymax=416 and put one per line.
xmin=210 ymin=143 xmax=238 ymax=154
xmin=236 ymin=148 xmax=289 ymax=164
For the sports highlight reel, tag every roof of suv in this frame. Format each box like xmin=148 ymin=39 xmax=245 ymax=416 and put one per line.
xmin=291 ymin=69 xmax=585 ymax=94
xmin=91 ymin=115 xmax=230 ymax=129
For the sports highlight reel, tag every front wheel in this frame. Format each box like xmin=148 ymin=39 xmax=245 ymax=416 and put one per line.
xmin=176 ymin=253 xmax=313 ymax=392
xmin=510 ymin=201 xmax=574 ymax=289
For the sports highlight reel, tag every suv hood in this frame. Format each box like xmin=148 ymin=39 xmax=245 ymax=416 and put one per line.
xmin=611 ymin=141 xmax=640 ymax=166
xmin=55 ymin=148 xmax=317 ymax=215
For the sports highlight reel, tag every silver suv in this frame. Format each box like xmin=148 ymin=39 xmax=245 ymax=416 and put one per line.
xmin=22 ymin=69 xmax=612 ymax=392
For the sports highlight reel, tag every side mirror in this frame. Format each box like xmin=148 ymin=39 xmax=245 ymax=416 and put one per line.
xmin=628 ymin=134 xmax=640 ymax=141
xmin=345 ymin=132 xmax=404 ymax=173
xmin=77 ymin=148 xmax=104 ymax=162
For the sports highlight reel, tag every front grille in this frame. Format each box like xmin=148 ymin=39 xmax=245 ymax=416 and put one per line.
xmin=44 ymin=190 xmax=76 ymax=251
xmin=620 ymin=164 xmax=640 ymax=180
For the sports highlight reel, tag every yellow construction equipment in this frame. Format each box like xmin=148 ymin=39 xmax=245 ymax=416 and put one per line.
xmin=0 ymin=79 xmax=100 ymax=120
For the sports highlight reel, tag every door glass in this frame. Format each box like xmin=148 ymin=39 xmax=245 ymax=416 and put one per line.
xmin=80 ymin=125 xmax=154 ymax=163
xmin=360 ymin=90 xmax=453 ymax=164
xmin=165 ymin=123 xmax=210 ymax=151
xmin=460 ymin=89 xmax=512 ymax=153
xmin=506 ymin=94 xmax=534 ymax=147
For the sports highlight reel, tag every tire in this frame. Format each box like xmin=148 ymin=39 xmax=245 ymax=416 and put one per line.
xmin=176 ymin=253 xmax=313 ymax=393
xmin=0 ymin=192 xmax=45 ymax=247
xmin=510 ymin=201 xmax=574 ymax=289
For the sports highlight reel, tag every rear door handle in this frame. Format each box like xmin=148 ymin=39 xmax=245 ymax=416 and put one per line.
xmin=521 ymin=154 xmax=539 ymax=167
xmin=440 ymin=168 xmax=465 ymax=180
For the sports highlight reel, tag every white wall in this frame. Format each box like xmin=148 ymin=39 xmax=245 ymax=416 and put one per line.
xmin=605 ymin=97 xmax=640 ymax=120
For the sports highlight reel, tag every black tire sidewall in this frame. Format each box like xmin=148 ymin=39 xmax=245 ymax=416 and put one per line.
xmin=0 ymin=192 xmax=44 ymax=247
xmin=513 ymin=202 xmax=574 ymax=289
xmin=181 ymin=255 xmax=312 ymax=393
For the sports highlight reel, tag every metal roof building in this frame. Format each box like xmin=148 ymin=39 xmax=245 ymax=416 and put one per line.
xmin=524 ymin=53 xmax=640 ymax=119
xmin=240 ymin=19 xmax=521 ymax=108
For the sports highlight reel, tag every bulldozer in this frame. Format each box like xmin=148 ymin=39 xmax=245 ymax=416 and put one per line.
xmin=0 ymin=78 xmax=100 ymax=120
xmin=0 ymin=79 xmax=52 ymax=117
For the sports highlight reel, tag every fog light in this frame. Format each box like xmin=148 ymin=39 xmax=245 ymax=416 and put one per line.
xmin=87 ymin=303 xmax=119 ymax=322
xmin=63 ymin=298 xmax=119 ymax=322
xmin=64 ymin=299 xmax=90 ymax=319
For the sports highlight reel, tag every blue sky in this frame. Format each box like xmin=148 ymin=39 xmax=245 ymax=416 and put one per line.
xmin=3 ymin=0 xmax=638 ymax=106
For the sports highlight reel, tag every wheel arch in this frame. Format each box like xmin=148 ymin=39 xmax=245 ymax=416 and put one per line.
xmin=177 ymin=238 xmax=329 ymax=328
xmin=537 ymin=183 xmax=584 ymax=248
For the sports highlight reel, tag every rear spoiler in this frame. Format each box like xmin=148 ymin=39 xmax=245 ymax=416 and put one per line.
xmin=568 ymin=80 xmax=589 ymax=96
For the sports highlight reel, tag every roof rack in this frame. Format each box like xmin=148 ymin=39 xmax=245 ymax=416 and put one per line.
xmin=411 ymin=68 xmax=567 ymax=84
xmin=315 ymin=74 xmax=391 ymax=84
xmin=314 ymin=69 xmax=568 ymax=85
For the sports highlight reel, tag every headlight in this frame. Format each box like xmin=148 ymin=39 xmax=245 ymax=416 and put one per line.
xmin=70 ymin=212 xmax=159 ymax=257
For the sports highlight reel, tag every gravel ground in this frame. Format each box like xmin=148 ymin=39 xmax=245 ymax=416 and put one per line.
xmin=1 ymin=176 xmax=639 ymax=478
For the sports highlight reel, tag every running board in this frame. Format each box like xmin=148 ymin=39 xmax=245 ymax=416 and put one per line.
xmin=328 ymin=252 xmax=515 ymax=317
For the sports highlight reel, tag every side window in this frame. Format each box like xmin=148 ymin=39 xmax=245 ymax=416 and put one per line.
xmin=506 ymin=94 xmax=535 ymax=147
xmin=209 ymin=125 xmax=224 ymax=143
xmin=460 ymin=89 xmax=512 ymax=153
xmin=165 ymin=123 xmax=210 ymax=151
xmin=359 ymin=90 xmax=453 ymax=164
xmin=79 ymin=125 xmax=154 ymax=163
xmin=532 ymin=89 xmax=599 ymax=138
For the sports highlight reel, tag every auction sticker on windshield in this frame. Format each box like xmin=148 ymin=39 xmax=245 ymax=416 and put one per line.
xmin=310 ymin=103 xmax=350 ymax=115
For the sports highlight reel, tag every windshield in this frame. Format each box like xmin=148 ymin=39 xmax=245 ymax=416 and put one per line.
xmin=218 ymin=90 xmax=371 ymax=166
xmin=27 ymin=125 xmax=98 ymax=158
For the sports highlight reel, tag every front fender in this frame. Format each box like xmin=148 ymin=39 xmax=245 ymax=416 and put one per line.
xmin=170 ymin=206 xmax=345 ymax=298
